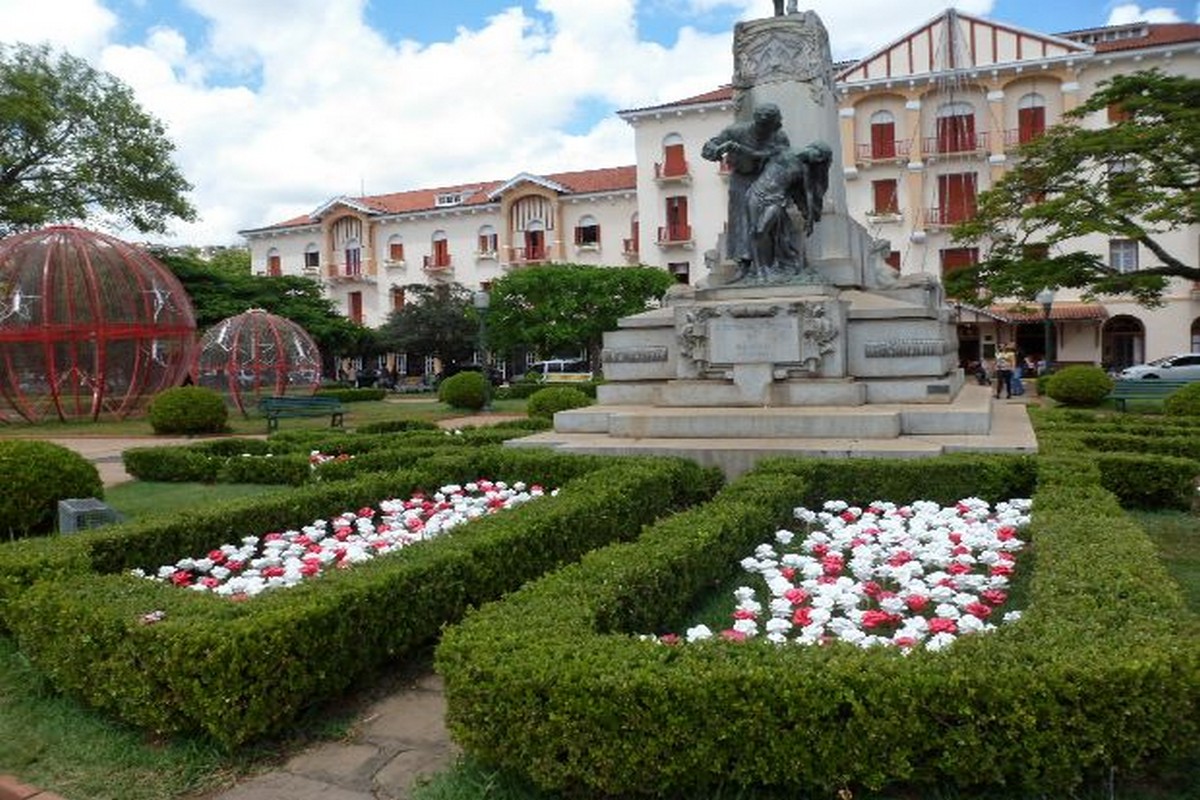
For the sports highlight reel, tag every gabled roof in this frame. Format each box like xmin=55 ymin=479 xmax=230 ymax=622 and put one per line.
xmin=836 ymin=8 xmax=1091 ymax=83
xmin=618 ymin=86 xmax=734 ymax=118
xmin=1088 ymin=22 xmax=1200 ymax=53
xmin=242 ymin=165 xmax=636 ymax=235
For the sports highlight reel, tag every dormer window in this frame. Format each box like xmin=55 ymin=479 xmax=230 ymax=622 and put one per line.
xmin=435 ymin=188 xmax=475 ymax=207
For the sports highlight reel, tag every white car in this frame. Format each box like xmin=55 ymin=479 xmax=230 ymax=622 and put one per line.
xmin=1118 ymin=353 xmax=1200 ymax=381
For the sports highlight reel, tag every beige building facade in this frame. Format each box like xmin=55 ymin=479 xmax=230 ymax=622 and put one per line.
xmin=242 ymin=10 xmax=1199 ymax=371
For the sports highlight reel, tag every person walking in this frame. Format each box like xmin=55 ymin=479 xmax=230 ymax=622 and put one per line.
xmin=994 ymin=344 xmax=1015 ymax=399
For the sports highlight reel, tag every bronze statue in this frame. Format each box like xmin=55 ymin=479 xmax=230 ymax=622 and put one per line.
xmin=745 ymin=142 xmax=832 ymax=282
xmin=700 ymin=103 xmax=790 ymax=278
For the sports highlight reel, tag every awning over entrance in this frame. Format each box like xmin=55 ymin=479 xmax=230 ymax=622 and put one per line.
xmin=987 ymin=302 xmax=1109 ymax=323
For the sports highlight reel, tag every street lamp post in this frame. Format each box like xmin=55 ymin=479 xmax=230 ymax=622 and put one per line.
xmin=1036 ymin=286 xmax=1056 ymax=373
xmin=473 ymin=289 xmax=491 ymax=409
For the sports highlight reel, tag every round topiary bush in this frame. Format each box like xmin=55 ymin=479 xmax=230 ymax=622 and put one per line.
xmin=527 ymin=386 xmax=593 ymax=420
xmin=147 ymin=386 xmax=230 ymax=434
xmin=0 ymin=440 xmax=103 ymax=539
xmin=438 ymin=371 xmax=489 ymax=411
xmin=1044 ymin=365 xmax=1114 ymax=407
xmin=1163 ymin=382 xmax=1200 ymax=416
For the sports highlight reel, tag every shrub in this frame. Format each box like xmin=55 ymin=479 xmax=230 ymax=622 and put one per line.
xmin=355 ymin=419 xmax=440 ymax=434
xmin=147 ymin=386 xmax=229 ymax=435
xmin=0 ymin=441 xmax=103 ymax=539
xmin=527 ymin=386 xmax=593 ymax=419
xmin=1163 ymin=382 xmax=1200 ymax=416
xmin=438 ymin=371 xmax=489 ymax=411
xmin=1044 ymin=365 xmax=1114 ymax=407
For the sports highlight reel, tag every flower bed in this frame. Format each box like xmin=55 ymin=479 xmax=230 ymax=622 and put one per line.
xmin=437 ymin=454 xmax=1198 ymax=797
xmin=669 ymin=497 xmax=1029 ymax=651
xmin=136 ymin=481 xmax=550 ymax=597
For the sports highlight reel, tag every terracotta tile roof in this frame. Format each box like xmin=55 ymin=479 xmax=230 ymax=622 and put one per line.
xmin=990 ymin=302 xmax=1109 ymax=323
xmin=1090 ymin=23 xmax=1200 ymax=53
xmin=619 ymin=86 xmax=733 ymax=115
xmin=250 ymin=166 xmax=636 ymax=233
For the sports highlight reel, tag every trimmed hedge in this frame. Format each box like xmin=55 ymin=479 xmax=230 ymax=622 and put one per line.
xmin=313 ymin=387 xmax=387 ymax=403
xmin=6 ymin=449 xmax=721 ymax=747
xmin=436 ymin=454 xmax=1198 ymax=796
xmin=0 ymin=440 xmax=103 ymax=539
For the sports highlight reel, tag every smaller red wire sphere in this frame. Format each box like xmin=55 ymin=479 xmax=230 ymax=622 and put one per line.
xmin=0 ymin=226 xmax=197 ymax=422
xmin=195 ymin=309 xmax=322 ymax=415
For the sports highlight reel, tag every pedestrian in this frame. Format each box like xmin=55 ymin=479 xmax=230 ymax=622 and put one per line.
xmin=994 ymin=344 xmax=1015 ymax=399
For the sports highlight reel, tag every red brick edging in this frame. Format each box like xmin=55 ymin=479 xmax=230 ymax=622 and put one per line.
xmin=0 ymin=775 xmax=66 ymax=800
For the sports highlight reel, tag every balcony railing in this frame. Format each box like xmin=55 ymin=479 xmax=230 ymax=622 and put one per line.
xmin=506 ymin=247 xmax=548 ymax=267
xmin=657 ymin=225 xmax=693 ymax=248
xmin=1002 ymin=128 xmax=1045 ymax=150
xmin=855 ymin=140 xmax=911 ymax=162
xmin=654 ymin=160 xmax=691 ymax=183
xmin=923 ymin=207 xmax=977 ymax=228
xmin=422 ymin=255 xmax=453 ymax=271
xmin=327 ymin=264 xmax=375 ymax=282
xmin=622 ymin=238 xmax=640 ymax=258
xmin=923 ymin=131 xmax=989 ymax=157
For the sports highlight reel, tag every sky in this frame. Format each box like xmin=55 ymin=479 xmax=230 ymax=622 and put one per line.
xmin=0 ymin=0 xmax=1196 ymax=246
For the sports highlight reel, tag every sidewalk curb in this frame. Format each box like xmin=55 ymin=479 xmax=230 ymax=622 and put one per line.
xmin=0 ymin=775 xmax=67 ymax=800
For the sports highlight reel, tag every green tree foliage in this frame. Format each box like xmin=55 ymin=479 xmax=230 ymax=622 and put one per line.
xmin=376 ymin=282 xmax=477 ymax=367
xmin=0 ymin=42 xmax=195 ymax=235
xmin=949 ymin=69 xmax=1199 ymax=305
xmin=156 ymin=249 xmax=372 ymax=362
xmin=486 ymin=265 xmax=674 ymax=368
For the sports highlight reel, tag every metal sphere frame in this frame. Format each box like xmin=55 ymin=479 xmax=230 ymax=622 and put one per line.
xmin=0 ymin=225 xmax=197 ymax=423
xmin=195 ymin=309 xmax=322 ymax=416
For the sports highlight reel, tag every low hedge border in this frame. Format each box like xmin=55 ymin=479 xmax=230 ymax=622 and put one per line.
xmin=436 ymin=454 xmax=1198 ymax=796
xmin=6 ymin=450 xmax=721 ymax=747
xmin=313 ymin=387 xmax=387 ymax=402
xmin=122 ymin=426 xmax=541 ymax=484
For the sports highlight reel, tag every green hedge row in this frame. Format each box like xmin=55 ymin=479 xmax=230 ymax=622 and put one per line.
xmin=122 ymin=426 xmax=542 ymax=484
xmin=313 ymin=387 xmax=388 ymax=402
xmin=436 ymin=454 xmax=1198 ymax=796
xmin=6 ymin=449 xmax=721 ymax=747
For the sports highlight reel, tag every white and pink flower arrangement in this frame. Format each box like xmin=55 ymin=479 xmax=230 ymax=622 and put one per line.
xmin=659 ymin=497 xmax=1030 ymax=653
xmin=309 ymin=450 xmax=353 ymax=469
xmin=132 ymin=480 xmax=553 ymax=599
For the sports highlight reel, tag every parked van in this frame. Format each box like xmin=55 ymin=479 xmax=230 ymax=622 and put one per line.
xmin=523 ymin=359 xmax=592 ymax=383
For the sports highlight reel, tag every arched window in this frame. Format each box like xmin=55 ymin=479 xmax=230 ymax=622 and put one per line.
xmin=660 ymin=133 xmax=687 ymax=178
xmin=625 ymin=213 xmax=639 ymax=256
xmin=869 ymin=110 xmax=896 ymax=159
xmin=429 ymin=231 xmax=450 ymax=269
xmin=1017 ymin=92 xmax=1046 ymax=144
xmin=1191 ymin=317 xmax=1200 ymax=353
xmin=477 ymin=225 xmax=498 ymax=256
xmin=386 ymin=234 xmax=404 ymax=263
xmin=936 ymin=101 xmax=976 ymax=154
xmin=343 ymin=238 xmax=361 ymax=277
xmin=303 ymin=243 xmax=320 ymax=270
xmin=574 ymin=214 xmax=600 ymax=248
xmin=1102 ymin=315 xmax=1145 ymax=371
xmin=266 ymin=247 xmax=282 ymax=277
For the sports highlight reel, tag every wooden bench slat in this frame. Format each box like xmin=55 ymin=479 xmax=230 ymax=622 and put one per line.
xmin=258 ymin=395 xmax=345 ymax=431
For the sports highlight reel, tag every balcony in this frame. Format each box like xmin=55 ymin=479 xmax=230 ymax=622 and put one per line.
xmin=656 ymin=225 xmax=693 ymax=249
xmin=923 ymin=131 xmax=989 ymax=158
xmin=865 ymin=207 xmax=903 ymax=224
xmin=327 ymin=264 xmax=375 ymax=283
xmin=422 ymin=255 xmax=454 ymax=273
xmin=383 ymin=259 xmax=406 ymax=270
xmin=622 ymin=238 xmax=640 ymax=260
xmin=475 ymin=249 xmax=499 ymax=262
xmin=654 ymin=160 xmax=692 ymax=184
xmin=855 ymin=140 xmax=911 ymax=164
xmin=922 ymin=207 xmax=977 ymax=229
xmin=1002 ymin=128 xmax=1044 ymax=151
xmin=505 ymin=247 xmax=549 ymax=268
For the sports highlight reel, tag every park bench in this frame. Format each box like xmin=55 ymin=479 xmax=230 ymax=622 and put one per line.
xmin=1107 ymin=379 xmax=1192 ymax=412
xmin=259 ymin=395 xmax=345 ymax=432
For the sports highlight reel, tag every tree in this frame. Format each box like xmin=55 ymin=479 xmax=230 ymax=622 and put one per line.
xmin=486 ymin=265 xmax=675 ymax=370
xmin=375 ymin=282 xmax=477 ymax=368
xmin=0 ymin=42 xmax=196 ymax=236
xmin=156 ymin=250 xmax=372 ymax=373
xmin=948 ymin=69 xmax=1199 ymax=306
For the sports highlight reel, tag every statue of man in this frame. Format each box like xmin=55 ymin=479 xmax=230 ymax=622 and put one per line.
xmin=700 ymin=103 xmax=790 ymax=278
xmin=745 ymin=142 xmax=833 ymax=281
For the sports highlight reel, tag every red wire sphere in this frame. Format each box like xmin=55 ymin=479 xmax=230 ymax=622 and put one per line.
xmin=195 ymin=309 xmax=322 ymax=416
xmin=0 ymin=226 xmax=197 ymax=422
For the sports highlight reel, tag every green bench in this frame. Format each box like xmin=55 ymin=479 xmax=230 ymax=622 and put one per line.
xmin=1108 ymin=379 xmax=1191 ymax=411
xmin=259 ymin=395 xmax=345 ymax=432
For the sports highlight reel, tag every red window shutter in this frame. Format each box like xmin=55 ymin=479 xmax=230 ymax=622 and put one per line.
xmin=389 ymin=242 xmax=404 ymax=261
xmin=667 ymin=196 xmax=689 ymax=239
xmin=872 ymin=180 xmax=898 ymax=214
xmin=479 ymin=235 xmax=488 ymax=252
xmin=885 ymin=251 xmax=901 ymax=270
xmin=349 ymin=291 xmax=363 ymax=324
xmin=433 ymin=239 xmax=449 ymax=266
xmin=940 ymin=247 xmax=978 ymax=275
xmin=937 ymin=114 xmax=974 ymax=153
xmin=663 ymin=144 xmax=686 ymax=177
xmin=1017 ymin=107 xmax=1044 ymax=144
xmin=870 ymin=122 xmax=895 ymax=159
xmin=267 ymin=255 xmax=281 ymax=276
xmin=938 ymin=174 xmax=977 ymax=224
xmin=392 ymin=288 xmax=405 ymax=311
xmin=574 ymin=226 xmax=583 ymax=245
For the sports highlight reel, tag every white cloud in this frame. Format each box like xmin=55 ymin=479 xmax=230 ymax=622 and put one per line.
xmin=1 ymin=0 xmax=1002 ymax=245
xmin=1106 ymin=3 xmax=1185 ymax=24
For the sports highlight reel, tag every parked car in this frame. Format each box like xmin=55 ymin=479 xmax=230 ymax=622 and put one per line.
xmin=437 ymin=363 xmax=505 ymax=387
xmin=1118 ymin=353 xmax=1200 ymax=381
xmin=521 ymin=358 xmax=592 ymax=383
